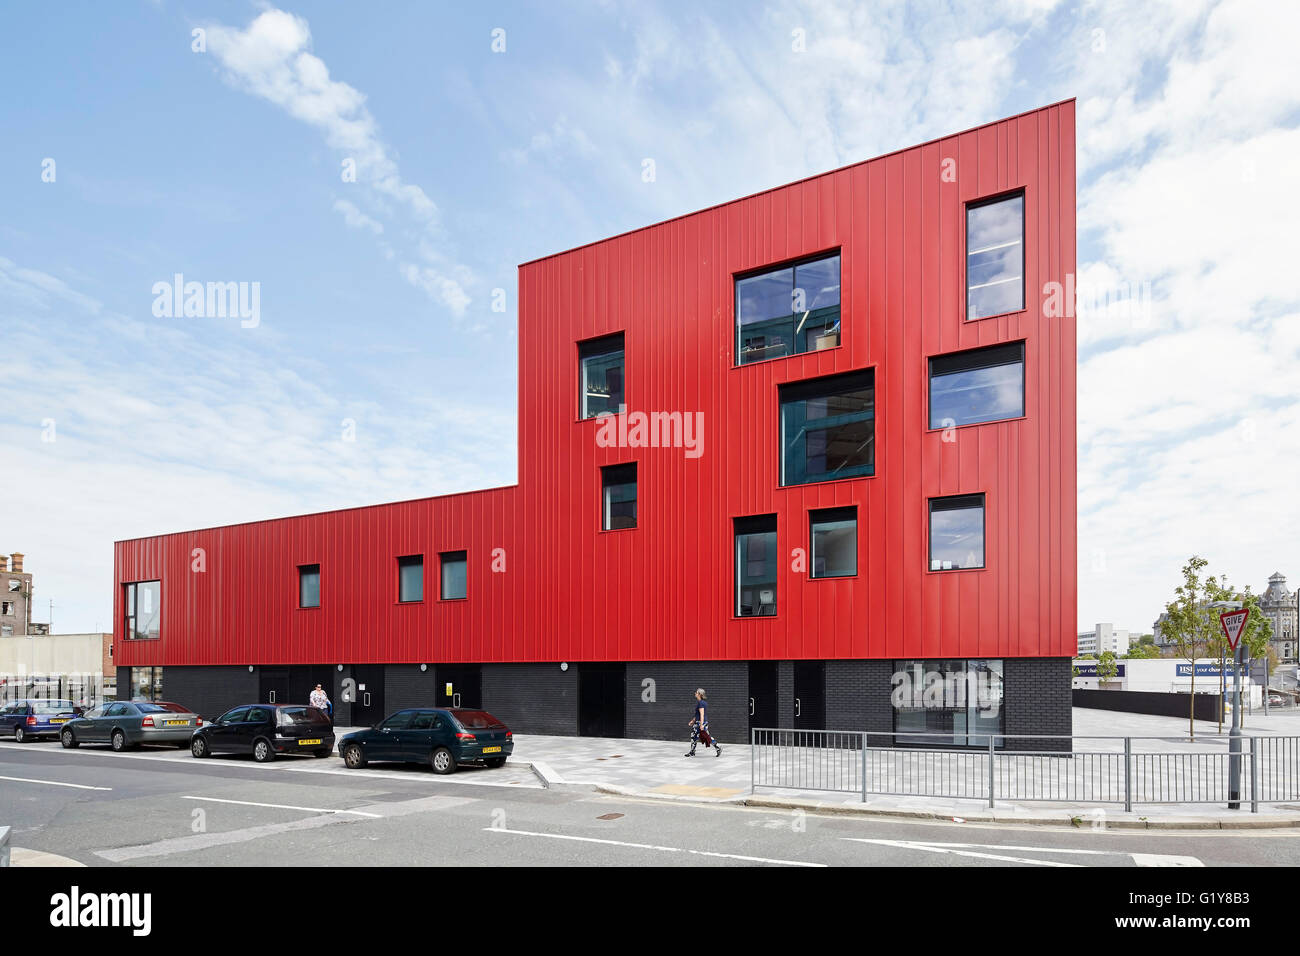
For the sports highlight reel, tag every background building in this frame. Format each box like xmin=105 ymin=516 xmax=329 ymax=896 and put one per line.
xmin=1260 ymin=572 xmax=1296 ymax=663
xmin=1077 ymin=623 xmax=1133 ymax=656
xmin=114 ymin=101 xmax=1078 ymax=747
xmin=0 ymin=553 xmax=35 ymax=636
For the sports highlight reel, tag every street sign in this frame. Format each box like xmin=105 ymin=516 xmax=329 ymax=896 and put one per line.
xmin=1220 ymin=608 xmax=1249 ymax=651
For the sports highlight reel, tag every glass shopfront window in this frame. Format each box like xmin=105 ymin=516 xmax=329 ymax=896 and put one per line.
xmin=892 ymin=659 xmax=1004 ymax=747
xmin=131 ymin=666 xmax=164 ymax=702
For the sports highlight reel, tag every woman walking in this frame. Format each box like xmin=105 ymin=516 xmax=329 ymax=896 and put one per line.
xmin=685 ymin=688 xmax=722 ymax=757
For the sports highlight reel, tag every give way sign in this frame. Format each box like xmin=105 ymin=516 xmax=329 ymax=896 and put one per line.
xmin=1220 ymin=608 xmax=1249 ymax=651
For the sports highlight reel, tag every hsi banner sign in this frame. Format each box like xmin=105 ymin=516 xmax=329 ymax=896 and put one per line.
xmin=1176 ymin=663 xmax=1245 ymax=677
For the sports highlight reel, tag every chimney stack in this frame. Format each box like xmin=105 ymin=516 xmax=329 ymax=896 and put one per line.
xmin=0 ymin=555 xmax=8 ymax=572
xmin=10 ymin=553 xmax=23 ymax=573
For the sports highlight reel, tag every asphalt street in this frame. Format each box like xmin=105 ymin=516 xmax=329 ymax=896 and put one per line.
xmin=3 ymin=740 xmax=1299 ymax=867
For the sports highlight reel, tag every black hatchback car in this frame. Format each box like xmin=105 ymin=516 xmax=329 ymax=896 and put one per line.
xmin=339 ymin=708 xmax=512 ymax=774
xmin=190 ymin=704 xmax=334 ymax=762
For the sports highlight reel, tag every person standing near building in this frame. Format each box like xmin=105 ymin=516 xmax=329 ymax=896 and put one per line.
xmin=310 ymin=683 xmax=332 ymax=722
xmin=686 ymin=687 xmax=722 ymax=757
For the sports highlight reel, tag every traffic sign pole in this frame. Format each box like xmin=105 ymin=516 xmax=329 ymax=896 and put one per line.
xmin=1221 ymin=608 xmax=1249 ymax=810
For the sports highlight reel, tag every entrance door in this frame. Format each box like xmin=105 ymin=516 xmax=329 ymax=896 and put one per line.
xmin=259 ymin=667 xmax=290 ymax=706
xmin=350 ymin=666 xmax=386 ymax=727
xmin=578 ymin=663 xmax=625 ymax=738
xmin=436 ymin=665 xmax=482 ymax=710
xmin=748 ymin=662 xmax=779 ymax=738
xmin=793 ymin=661 xmax=825 ymax=731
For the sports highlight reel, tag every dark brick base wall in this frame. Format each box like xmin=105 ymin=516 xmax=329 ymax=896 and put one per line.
xmin=825 ymin=660 xmax=896 ymax=745
xmin=141 ymin=665 xmax=258 ymax=720
xmin=1004 ymin=657 xmax=1073 ymax=751
xmin=481 ymin=663 xmax=577 ymax=736
xmin=778 ymin=661 xmax=795 ymax=729
xmin=624 ymin=661 xmax=748 ymax=744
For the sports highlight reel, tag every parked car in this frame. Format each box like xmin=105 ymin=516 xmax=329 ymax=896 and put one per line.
xmin=1268 ymin=694 xmax=1286 ymax=707
xmin=338 ymin=708 xmax=513 ymax=774
xmin=60 ymin=700 xmax=202 ymax=751
xmin=189 ymin=704 xmax=334 ymax=762
xmin=0 ymin=699 xmax=80 ymax=742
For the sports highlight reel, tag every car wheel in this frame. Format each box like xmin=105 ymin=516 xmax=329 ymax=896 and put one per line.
xmin=191 ymin=736 xmax=210 ymax=758
xmin=13 ymin=725 xmax=26 ymax=743
xmin=111 ymin=730 xmax=128 ymax=752
xmin=343 ymin=744 xmax=366 ymax=769
xmin=430 ymin=747 xmax=456 ymax=775
xmin=252 ymin=738 xmax=274 ymax=763
xmin=61 ymin=728 xmax=78 ymax=749
xmin=485 ymin=757 xmax=506 ymax=768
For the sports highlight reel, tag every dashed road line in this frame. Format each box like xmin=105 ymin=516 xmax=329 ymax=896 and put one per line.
xmin=0 ymin=774 xmax=111 ymax=791
xmin=484 ymin=826 xmax=826 ymax=866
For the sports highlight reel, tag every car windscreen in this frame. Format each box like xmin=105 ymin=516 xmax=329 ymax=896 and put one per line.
xmin=32 ymin=701 xmax=77 ymax=715
xmin=451 ymin=710 xmax=507 ymax=730
xmin=278 ymin=706 xmax=331 ymax=726
xmin=136 ymin=702 xmax=191 ymax=714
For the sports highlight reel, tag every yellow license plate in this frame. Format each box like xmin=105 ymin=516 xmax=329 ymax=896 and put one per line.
xmin=482 ymin=746 xmax=502 ymax=754
xmin=165 ymin=720 xmax=188 ymax=726
xmin=50 ymin=718 xmax=68 ymax=724
xmin=298 ymin=738 xmax=322 ymax=746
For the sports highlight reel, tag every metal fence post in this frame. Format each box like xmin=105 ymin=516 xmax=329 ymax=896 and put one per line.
xmin=987 ymin=734 xmax=996 ymax=809
xmin=861 ymin=731 xmax=868 ymax=803
xmin=1250 ymin=735 xmax=1258 ymax=813
xmin=1124 ymin=737 xmax=1132 ymax=813
xmin=750 ymin=727 xmax=756 ymax=794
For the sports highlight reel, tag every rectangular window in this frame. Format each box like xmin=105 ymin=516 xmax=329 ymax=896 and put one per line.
xmin=1 ymin=601 xmax=12 ymax=615
xmin=810 ymin=507 xmax=857 ymax=578
xmin=735 ymin=515 xmax=777 ymax=617
xmin=929 ymin=495 xmax=985 ymax=571
xmin=298 ymin=564 xmax=321 ymax=609
xmin=601 ymin=462 xmax=637 ymax=530
xmin=929 ymin=341 xmax=1025 ymax=428
xmin=131 ymin=666 xmax=164 ymax=702
xmin=966 ymin=193 xmax=1024 ymax=320
xmin=780 ymin=369 xmax=875 ymax=486
xmin=398 ymin=555 xmax=423 ymax=603
xmin=440 ymin=551 xmax=467 ymax=600
xmin=893 ymin=659 xmax=1004 ymax=747
xmin=579 ymin=333 xmax=625 ymax=419
xmin=123 ymin=580 xmax=162 ymax=640
xmin=736 ymin=253 xmax=841 ymax=365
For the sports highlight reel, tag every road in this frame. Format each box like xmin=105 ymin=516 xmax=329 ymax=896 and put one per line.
xmin=3 ymin=741 xmax=1299 ymax=867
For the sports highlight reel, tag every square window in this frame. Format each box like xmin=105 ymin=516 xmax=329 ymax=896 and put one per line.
xmin=810 ymin=507 xmax=857 ymax=578
xmin=298 ymin=565 xmax=321 ymax=609
xmin=735 ymin=515 xmax=777 ymax=616
xmin=440 ymin=551 xmax=467 ymax=600
xmin=780 ymin=369 xmax=875 ymax=486
xmin=966 ymin=193 xmax=1024 ymax=320
xmin=123 ymin=580 xmax=162 ymax=639
xmin=398 ymin=555 xmax=423 ymax=603
xmin=601 ymin=462 xmax=637 ymax=530
xmin=929 ymin=341 xmax=1025 ymax=428
xmin=736 ymin=253 xmax=841 ymax=364
xmin=579 ymin=334 xmax=625 ymax=419
xmin=929 ymin=495 xmax=985 ymax=571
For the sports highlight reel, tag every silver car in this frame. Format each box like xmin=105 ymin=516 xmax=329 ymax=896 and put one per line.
xmin=60 ymin=700 xmax=203 ymax=751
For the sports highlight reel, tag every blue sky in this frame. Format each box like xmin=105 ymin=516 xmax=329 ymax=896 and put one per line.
xmin=1 ymin=0 xmax=1297 ymax=636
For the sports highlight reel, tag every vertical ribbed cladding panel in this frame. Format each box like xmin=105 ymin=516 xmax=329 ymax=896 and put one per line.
xmin=115 ymin=101 xmax=1075 ymax=670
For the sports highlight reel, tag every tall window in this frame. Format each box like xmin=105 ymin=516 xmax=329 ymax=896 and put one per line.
xmin=298 ymin=564 xmax=320 ymax=608
xmin=736 ymin=253 xmax=841 ymax=365
xmin=966 ymin=193 xmax=1024 ymax=320
xmin=929 ymin=341 xmax=1025 ymax=428
xmin=579 ymin=333 xmax=625 ymax=419
xmin=440 ymin=551 xmax=467 ymax=600
xmin=810 ymin=507 xmax=857 ymax=578
xmin=780 ymin=369 xmax=875 ymax=486
xmin=893 ymin=659 xmax=1004 ymax=747
xmin=601 ymin=463 xmax=637 ymax=530
xmin=929 ymin=495 xmax=985 ymax=571
xmin=123 ymin=580 xmax=161 ymax=640
xmin=398 ymin=555 xmax=423 ymax=603
xmin=735 ymin=515 xmax=777 ymax=616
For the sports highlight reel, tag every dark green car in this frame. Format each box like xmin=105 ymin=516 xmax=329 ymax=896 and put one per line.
xmin=339 ymin=708 xmax=513 ymax=774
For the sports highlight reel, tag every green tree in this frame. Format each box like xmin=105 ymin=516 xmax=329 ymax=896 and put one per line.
xmin=1097 ymin=650 xmax=1119 ymax=685
xmin=1123 ymin=642 xmax=1160 ymax=659
xmin=1233 ymin=587 xmax=1273 ymax=727
xmin=1162 ymin=556 xmax=1233 ymax=740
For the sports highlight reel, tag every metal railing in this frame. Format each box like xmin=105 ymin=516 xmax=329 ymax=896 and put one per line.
xmin=750 ymin=728 xmax=1300 ymax=812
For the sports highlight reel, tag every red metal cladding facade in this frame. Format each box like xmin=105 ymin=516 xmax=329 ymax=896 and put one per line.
xmin=115 ymin=100 xmax=1077 ymax=669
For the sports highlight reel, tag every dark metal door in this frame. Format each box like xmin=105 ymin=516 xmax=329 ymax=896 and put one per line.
xmin=350 ymin=666 xmax=386 ymax=727
xmin=578 ymin=663 xmax=625 ymax=738
xmin=793 ymin=661 xmax=825 ymax=731
xmin=748 ymin=661 xmax=779 ymax=736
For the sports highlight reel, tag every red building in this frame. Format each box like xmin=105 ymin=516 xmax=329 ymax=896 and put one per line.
xmin=115 ymin=101 xmax=1077 ymax=745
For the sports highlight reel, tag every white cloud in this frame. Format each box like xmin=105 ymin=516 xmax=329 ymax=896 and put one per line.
xmin=332 ymin=198 xmax=383 ymax=235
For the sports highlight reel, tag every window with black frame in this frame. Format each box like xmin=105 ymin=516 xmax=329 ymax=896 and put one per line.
xmin=298 ymin=564 xmax=320 ymax=608
xmin=579 ymin=333 xmax=625 ymax=419
xmin=966 ymin=193 xmax=1024 ymax=320
xmin=736 ymin=254 xmax=840 ymax=365
xmin=123 ymin=580 xmax=161 ymax=640
xmin=810 ymin=507 xmax=857 ymax=578
xmin=735 ymin=515 xmax=778 ymax=616
xmin=929 ymin=341 xmax=1025 ymax=428
xmin=397 ymin=554 xmax=423 ymax=603
xmin=780 ymin=369 xmax=875 ymax=486
xmin=928 ymin=495 xmax=985 ymax=570
xmin=601 ymin=462 xmax=637 ymax=530
xmin=440 ymin=551 xmax=467 ymax=600
xmin=893 ymin=659 xmax=1004 ymax=747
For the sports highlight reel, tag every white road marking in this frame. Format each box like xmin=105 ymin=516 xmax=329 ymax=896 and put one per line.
xmin=1131 ymin=853 xmax=1204 ymax=867
xmin=844 ymin=838 xmax=1203 ymax=867
xmin=180 ymin=795 xmax=381 ymax=817
xmin=0 ymin=774 xmax=111 ymax=791
xmin=844 ymin=838 xmax=1082 ymax=866
xmin=484 ymin=826 xmax=826 ymax=866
